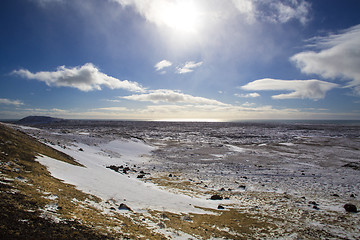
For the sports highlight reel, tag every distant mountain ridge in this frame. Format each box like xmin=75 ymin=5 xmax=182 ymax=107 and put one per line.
xmin=16 ymin=116 xmax=65 ymax=125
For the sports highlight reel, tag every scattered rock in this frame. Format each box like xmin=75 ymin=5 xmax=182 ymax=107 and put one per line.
xmin=181 ymin=215 xmax=192 ymax=221
xmin=168 ymin=173 xmax=173 ymax=177
xmin=118 ymin=203 xmax=132 ymax=211
xmin=313 ymin=205 xmax=320 ymax=210
xmin=332 ymin=194 xmax=340 ymax=197
xmin=344 ymin=203 xmax=357 ymax=213
xmin=137 ymin=174 xmax=145 ymax=179
xmin=342 ymin=162 xmax=360 ymax=170
xmin=217 ymin=205 xmax=225 ymax=210
xmin=78 ymin=148 xmax=84 ymax=152
xmin=238 ymin=185 xmax=246 ymax=190
xmin=219 ymin=188 xmax=226 ymax=191
xmin=210 ymin=195 xmax=223 ymax=200
xmin=107 ymin=165 xmax=121 ymax=172
xmin=157 ymin=222 xmax=166 ymax=229
xmin=350 ymin=194 xmax=356 ymax=198
xmin=15 ymin=176 xmax=26 ymax=182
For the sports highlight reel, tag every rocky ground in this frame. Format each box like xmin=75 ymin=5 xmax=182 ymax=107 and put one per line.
xmin=1 ymin=120 xmax=360 ymax=239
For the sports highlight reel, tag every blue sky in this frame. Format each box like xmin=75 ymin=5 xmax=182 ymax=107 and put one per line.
xmin=1 ymin=0 xmax=360 ymax=120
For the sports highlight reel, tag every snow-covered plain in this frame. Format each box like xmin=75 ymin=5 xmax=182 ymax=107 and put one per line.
xmin=14 ymin=120 xmax=360 ymax=238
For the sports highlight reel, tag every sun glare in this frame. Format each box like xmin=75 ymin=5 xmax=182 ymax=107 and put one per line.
xmin=153 ymin=118 xmax=221 ymax=122
xmin=159 ymin=1 xmax=201 ymax=33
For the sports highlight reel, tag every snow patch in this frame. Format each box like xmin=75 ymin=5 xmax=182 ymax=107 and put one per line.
xmin=36 ymin=141 xmax=218 ymax=213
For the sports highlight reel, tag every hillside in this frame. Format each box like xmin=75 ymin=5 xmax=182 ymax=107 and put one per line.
xmin=0 ymin=123 xmax=158 ymax=239
xmin=16 ymin=116 xmax=65 ymax=125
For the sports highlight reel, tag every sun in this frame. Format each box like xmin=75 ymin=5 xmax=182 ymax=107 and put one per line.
xmin=158 ymin=1 xmax=202 ymax=33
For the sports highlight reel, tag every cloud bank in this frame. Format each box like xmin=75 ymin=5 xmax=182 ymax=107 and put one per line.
xmin=0 ymin=98 xmax=24 ymax=106
xmin=12 ymin=63 xmax=145 ymax=92
xmin=291 ymin=24 xmax=360 ymax=95
xmin=176 ymin=61 xmax=203 ymax=74
xmin=241 ymin=78 xmax=338 ymax=100
xmin=122 ymin=89 xmax=227 ymax=105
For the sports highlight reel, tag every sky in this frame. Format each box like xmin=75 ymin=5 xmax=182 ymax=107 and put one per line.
xmin=1 ymin=0 xmax=360 ymax=121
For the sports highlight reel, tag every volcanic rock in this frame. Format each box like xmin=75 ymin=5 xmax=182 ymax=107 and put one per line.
xmin=344 ymin=203 xmax=357 ymax=213
xmin=210 ymin=195 xmax=223 ymax=200
xmin=118 ymin=203 xmax=132 ymax=211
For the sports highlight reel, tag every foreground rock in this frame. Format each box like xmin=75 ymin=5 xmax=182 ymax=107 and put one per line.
xmin=344 ymin=204 xmax=358 ymax=213
xmin=118 ymin=203 xmax=132 ymax=211
xmin=210 ymin=195 xmax=223 ymax=200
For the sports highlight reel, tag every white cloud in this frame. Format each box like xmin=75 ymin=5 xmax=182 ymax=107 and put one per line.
xmin=112 ymin=0 xmax=310 ymax=26
xmin=242 ymin=101 xmax=256 ymax=107
xmin=112 ymin=0 xmax=203 ymax=33
xmin=12 ymin=63 xmax=145 ymax=92
xmin=291 ymin=24 xmax=360 ymax=95
xmin=0 ymin=98 xmax=24 ymax=106
xmin=232 ymin=0 xmax=310 ymax=24
xmin=3 ymin=100 xmax=359 ymax=121
xmin=234 ymin=92 xmax=260 ymax=98
xmin=231 ymin=0 xmax=256 ymax=22
xmin=122 ymin=89 xmax=227 ymax=105
xmin=154 ymin=60 xmax=172 ymax=71
xmin=241 ymin=78 xmax=338 ymax=100
xmin=270 ymin=0 xmax=310 ymax=24
xmin=94 ymin=107 xmax=129 ymax=111
xmin=176 ymin=61 xmax=203 ymax=74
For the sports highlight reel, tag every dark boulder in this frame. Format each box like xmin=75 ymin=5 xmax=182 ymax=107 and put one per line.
xmin=107 ymin=165 xmax=121 ymax=172
xmin=210 ymin=195 xmax=223 ymax=200
xmin=217 ymin=205 xmax=225 ymax=210
xmin=344 ymin=203 xmax=357 ymax=213
xmin=118 ymin=203 xmax=132 ymax=211
xmin=342 ymin=162 xmax=360 ymax=170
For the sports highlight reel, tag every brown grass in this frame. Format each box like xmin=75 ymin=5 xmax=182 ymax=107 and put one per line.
xmin=0 ymin=123 xmax=166 ymax=239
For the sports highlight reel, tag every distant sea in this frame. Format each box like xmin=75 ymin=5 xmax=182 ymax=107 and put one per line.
xmin=1 ymin=118 xmax=360 ymax=126
xmin=232 ymin=119 xmax=360 ymax=126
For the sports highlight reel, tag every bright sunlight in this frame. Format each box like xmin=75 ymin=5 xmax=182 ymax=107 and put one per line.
xmin=157 ymin=0 xmax=202 ymax=33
